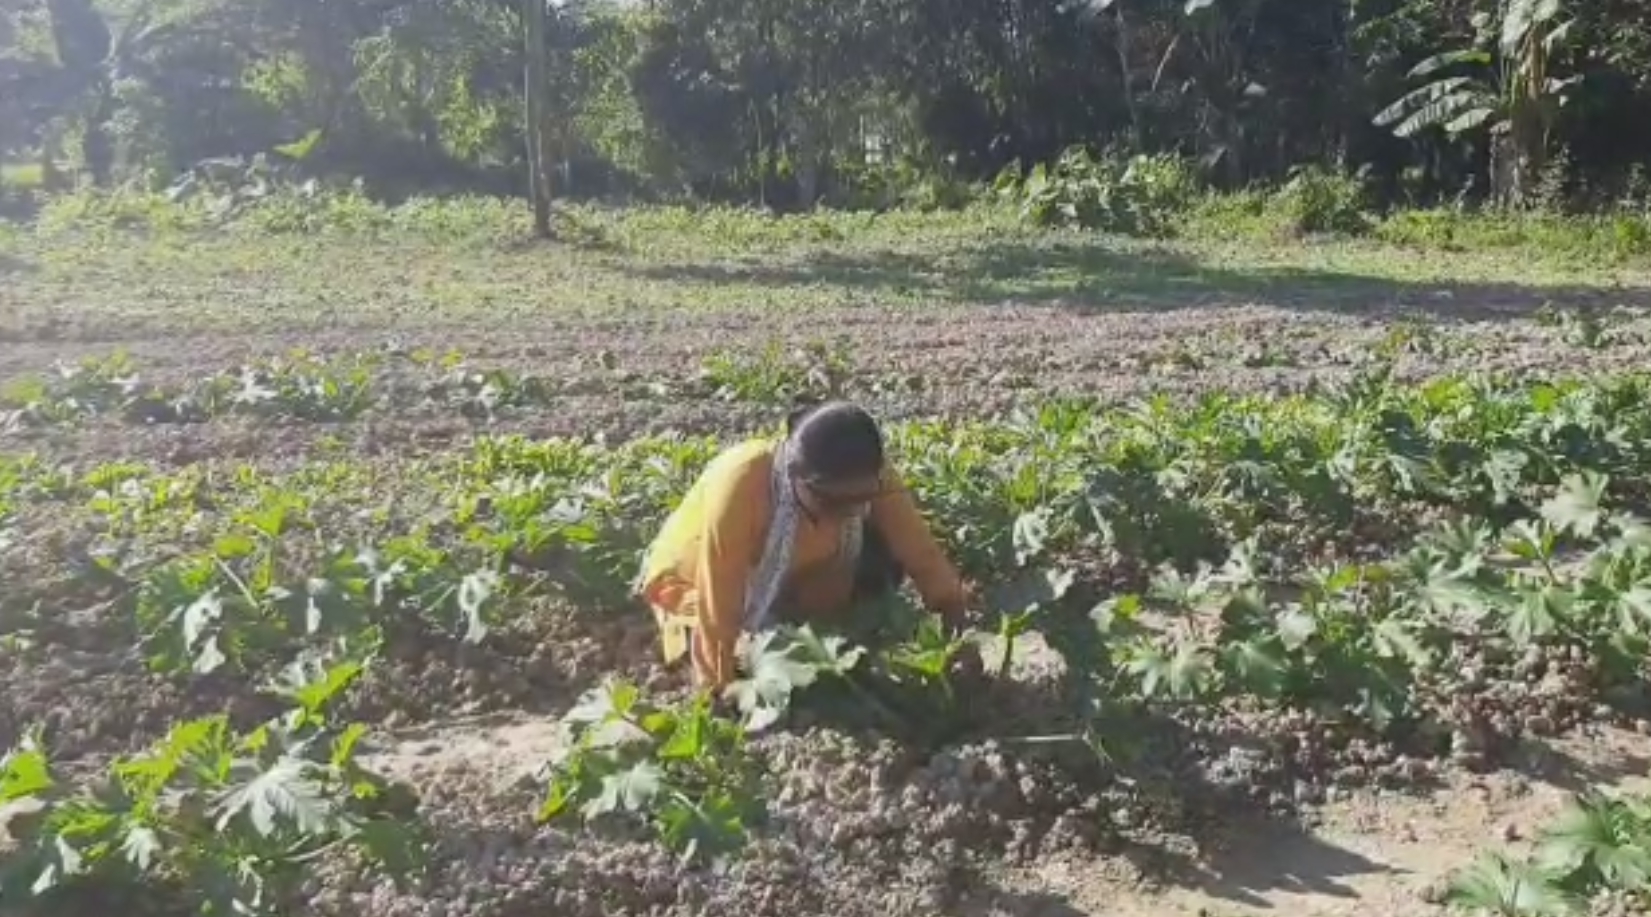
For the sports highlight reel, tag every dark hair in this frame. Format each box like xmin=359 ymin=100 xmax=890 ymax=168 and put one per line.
xmin=784 ymin=401 xmax=885 ymax=484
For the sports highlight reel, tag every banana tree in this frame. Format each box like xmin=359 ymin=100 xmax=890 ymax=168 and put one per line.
xmin=1372 ymin=0 xmax=1578 ymax=206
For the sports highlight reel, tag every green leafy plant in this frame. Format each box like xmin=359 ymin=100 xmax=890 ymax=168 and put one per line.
xmin=1447 ymin=787 xmax=1651 ymax=915
xmin=135 ymin=531 xmax=501 ymax=676
xmin=0 ymin=659 xmax=424 ymax=915
xmin=1 ymin=352 xmax=142 ymax=424
xmin=538 ymin=680 xmax=763 ymax=864
xmin=2 ymin=351 xmax=379 ymax=426
xmin=695 ymin=339 xmax=853 ymax=406
xmin=995 ymin=147 xmax=1196 ymax=236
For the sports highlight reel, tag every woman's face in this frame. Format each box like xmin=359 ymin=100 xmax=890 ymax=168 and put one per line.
xmin=794 ymin=472 xmax=884 ymax=521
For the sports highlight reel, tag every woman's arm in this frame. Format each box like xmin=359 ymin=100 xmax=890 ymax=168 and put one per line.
xmin=869 ymin=467 xmax=969 ymax=620
xmin=692 ymin=457 xmax=766 ymax=689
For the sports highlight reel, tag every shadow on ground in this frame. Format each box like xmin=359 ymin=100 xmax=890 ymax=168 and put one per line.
xmin=954 ymin=882 xmax=1089 ymax=917
xmin=1130 ymin=818 xmax=1398 ymax=910
xmin=1509 ymin=731 xmax=1651 ymax=795
xmin=627 ymin=241 xmax=1651 ymax=322
xmin=780 ymin=660 xmax=1413 ymax=914
xmin=0 ymin=252 xmax=34 ymax=276
xmin=955 ymin=818 xmax=1394 ymax=916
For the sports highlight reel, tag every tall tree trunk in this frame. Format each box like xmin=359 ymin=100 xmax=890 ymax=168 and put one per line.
xmin=83 ymin=85 xmax=115 ymax=186
xmin=1111 ymin=3 xmax=1142 ymax=151
xmin=523 ymin=0 xmax=553 ymax=238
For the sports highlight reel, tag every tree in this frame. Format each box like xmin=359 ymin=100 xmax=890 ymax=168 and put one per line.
xmin=1372 ymin=0 xmax=1578 ymax=205
xmin=523 ymin=0 xmax=553 ymax=236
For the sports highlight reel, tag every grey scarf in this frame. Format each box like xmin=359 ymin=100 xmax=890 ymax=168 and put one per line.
xmin=743 ymin=438 xmax=864 ymax=631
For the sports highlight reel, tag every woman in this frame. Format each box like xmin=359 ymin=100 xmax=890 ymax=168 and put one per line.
xmin=637 ymin=402 xmax=973 ymax=690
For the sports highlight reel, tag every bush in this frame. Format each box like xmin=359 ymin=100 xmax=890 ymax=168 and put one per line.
xmin=995 ymin=147 xmax=1199 ymax=237
xmin=1269 ymin=165 xmax=1370 ymax=236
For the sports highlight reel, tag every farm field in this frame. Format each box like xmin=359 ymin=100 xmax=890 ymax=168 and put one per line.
xmin=7 ymin=206 xmax=1651 ymax=917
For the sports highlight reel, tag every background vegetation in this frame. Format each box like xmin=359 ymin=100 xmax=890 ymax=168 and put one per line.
xmin=4 ymin=0 xmax=1651 ymax=222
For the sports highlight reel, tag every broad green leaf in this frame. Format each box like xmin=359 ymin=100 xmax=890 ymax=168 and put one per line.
xmin=1410 ymin=556 xmax=1496 ymax=622
xmin=1542 ymin=18 xmax=1575 ymax=54
xmin=1506 ymin=585 xmax=1571 ymax=646
xmin=1011 ymin=510 xmax=1050 ymax=565
xmin=271 ymin=656 xmax=365 ymax=719
xmin=120 ymin=823 xmax=162 ymax=871
xmin=1502 ymin=0 xmax=1563 ymax=57
xmin=214 ymin=756 xmax=331 ymax=838
xmin=657 ymin=707 xmax=708 ymax=762
xmin=1372 ymin=618 xmax=1434 ymax=667
xmin=567 ymin=680 xmax=641 ymax=725
xmin=1445 ymin=852 xmax=1573 ymax=916
xmin=213 ymin=533 xmax=256 ymax=559
xmin=1125 ymin=639 xmax=1210 ymax=701
xmin=1618 ymin=586 xmax=1651 ymax=633
xmin=1091 ymin=594 xmax=1144 ymax=637
xmin=1542 ymin=473 xmax=1607 ymax=538
xmin=538 ymin=773 xmax=578 ymax=822
xmin=1533 ymin=793 xmax=1651 ymax=887
xmin=1219 ymin=639 xmax=1286 ymax=697
xmin=786 ymin=626 xmax=867 ymax=676
xmin=0 ymin=745 xmax=53 ymax=803
xmin=725 ymin=632 xmax=824 ymax=732
xmin=657 ymin=791 xmax=748 ymax=862
xmin=457 ymin=570 xmax=499 ymax=643
xmin=1375 ymin=77 xmax=1493 ymax=138
xmin=1483 ymin=449 xmax=1529 ymax=505
xmin=1275 ymin=606 xmax=1317 ymax=651
xmin=1407 ymin=48 xmax=1492 ymax=78
xmin=330 ymin=723 xmax=370 ymax=774
xmin=1443 ymin=106 xmax=1498 ymax=133
xmin=582 ymin=761 xmax=664 ymax=818
xmin=1375 ymin=76 xmax=1474 ymax=126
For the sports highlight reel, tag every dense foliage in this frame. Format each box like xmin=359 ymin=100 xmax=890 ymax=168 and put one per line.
xmin=4 ymin=0 xmax=1651 ymax=211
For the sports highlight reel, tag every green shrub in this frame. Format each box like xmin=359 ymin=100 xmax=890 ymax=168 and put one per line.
xmin=995 ymin=147 xmax=1199 ymax=237
xmin=1269 ymin=165 xmax=1370 ymax=235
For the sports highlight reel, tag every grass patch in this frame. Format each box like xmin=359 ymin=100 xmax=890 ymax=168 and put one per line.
xmin=0 ymin=162 xmax=44 ymax=191
xmin=2 ymin=189 xmax=1650 ymax=338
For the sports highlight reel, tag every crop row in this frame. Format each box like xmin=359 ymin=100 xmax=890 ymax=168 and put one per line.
xmin=6 ymin=473 xmax=1650 ymax=906
xmin=0 ymin=657 xmax=422 ymax=916
xmin=5 ymin=310 xmax=1643 ymax=431
xmin=543 ymin=474 xmax=1651 ymax=858
xmin=7 ymin=361 xmax=1651 ymax=598
xmin=0 ymin=342 xmax=892 ymax=428
xmin=3 ymin=362 xmax=1650 ymax=656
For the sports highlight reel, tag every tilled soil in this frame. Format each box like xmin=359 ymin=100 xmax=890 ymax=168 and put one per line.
xmin=9 ymin=232 xmax=1651 ymax=917
xmin=6 ymin=302 xmax=1651 ymax=468
xmin=336 ymin=682 xmax=1651 ymax=917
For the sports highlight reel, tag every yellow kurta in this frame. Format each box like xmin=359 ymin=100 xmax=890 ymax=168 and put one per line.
xmin=639 ymin=438 xmax=968 ymax=689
